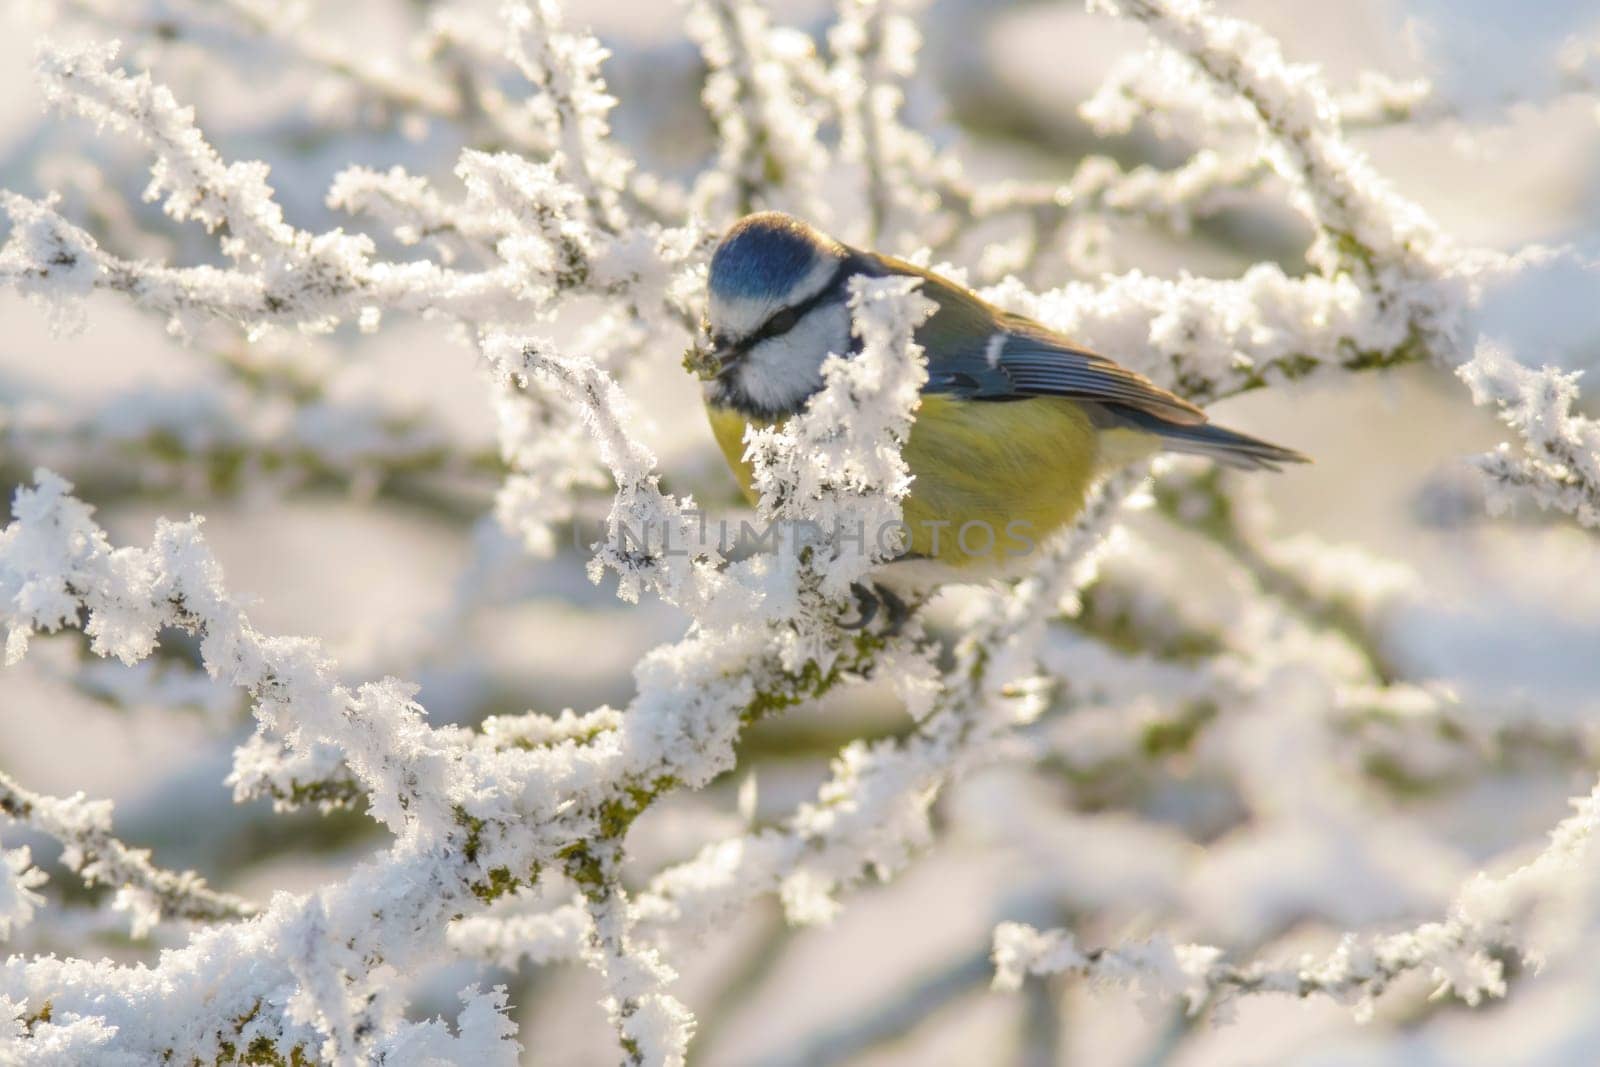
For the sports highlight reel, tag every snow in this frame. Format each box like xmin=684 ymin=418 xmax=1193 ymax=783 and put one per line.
xmin=1 ymin=0 xmax=1599 ymax=1063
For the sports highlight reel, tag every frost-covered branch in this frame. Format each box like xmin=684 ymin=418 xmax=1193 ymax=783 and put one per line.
xmin=993 ymin=781 xmax=1600 ymax=1015
xmin=0 ymin=374 xmax=498 ymax=508
xmin=1082 ymin=0 xmax=1600 ymax=528
xmin=944 ymin=149 xmax=1272 ymax=281
xmin=2 ymin=32 xmax=702 ymax=568
xmin=743 ymin=275 xmax=933 ymax=600
xmin=1151 ymin=467 xmax=1414 ymax=681
xmin=4 ymin=0 xmax=1600 ymax=1060
xmin=1093 ymin=0 xmax=1444 ymax=299
xmin=827 ymin=0 xmax=946 ymax=243
xmin=1458 ymin=341 xmax=1600 ymax=528
xmin=504 ymin=0 xmax=629 ymax=230
xmin=1003 ymin=149 xmax=1268 ymax=234
xmin=0 ymin=848 xmax=48 ymax=942
xmin=0 ymin=470 xmax=466 ymax=835
xmin=687 ymin=0 xmax=830 ymax=218
xmin=1085 ymin=51 xmax=1440 ymax=137
xmin=325 ymin=165 xmax=504 ymax=266
xmin=489 ymin=336 xmax=737 ymax=614
xmin=2 ymin=40 xmax=693 ymax=339
xmin=49 ymin=0 xmax=457 ymax=120
xmin=0 ymin=155 xmax=525 ymax=335
xmin=458 ymin=467 xmax=1146 ymax=971
xmin=0 ymin=769 xmax=256 ymax=934
xmin=0 ymin=465 xmax=874 ymax=1062
xmin=1333 ymin=71 xmax=1438 ymax=128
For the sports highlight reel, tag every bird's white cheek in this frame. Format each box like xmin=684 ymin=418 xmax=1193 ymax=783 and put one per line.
xmin=737 ymin=305 xmax=852 ymax=413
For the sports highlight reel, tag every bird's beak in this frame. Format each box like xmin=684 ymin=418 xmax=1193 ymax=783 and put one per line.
xmin=711 ymin=346 xmax=747 ymax=378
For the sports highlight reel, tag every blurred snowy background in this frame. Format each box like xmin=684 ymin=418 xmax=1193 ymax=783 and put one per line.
xmin=2 ymin=0 xmax=1600 ymax=1064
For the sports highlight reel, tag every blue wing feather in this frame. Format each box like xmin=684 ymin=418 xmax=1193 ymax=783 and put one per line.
xmin=863 ymin=253 xmax=1206 ymax=425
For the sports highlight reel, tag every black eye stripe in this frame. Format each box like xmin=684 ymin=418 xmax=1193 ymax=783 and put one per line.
xmin=726 ymin=259 xmax=859 ymax=357
xmin=766 ymin=306 xmax=799 ymax=336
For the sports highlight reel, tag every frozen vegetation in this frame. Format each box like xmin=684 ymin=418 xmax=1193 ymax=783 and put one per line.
xmin=1 ymin=0 xmax=1599 ymax=1063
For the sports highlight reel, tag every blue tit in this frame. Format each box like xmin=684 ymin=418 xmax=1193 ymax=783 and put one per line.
xmin=693 ymin=211 xmax=1306 ymax=582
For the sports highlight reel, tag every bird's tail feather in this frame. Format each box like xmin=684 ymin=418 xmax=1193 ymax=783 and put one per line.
xmin=1105 ymin=406 xmax=1310 ymax=471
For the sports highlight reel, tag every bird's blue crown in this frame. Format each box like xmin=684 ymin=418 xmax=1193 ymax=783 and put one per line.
xmin=708 ymin=212 xmax=836 ymax=301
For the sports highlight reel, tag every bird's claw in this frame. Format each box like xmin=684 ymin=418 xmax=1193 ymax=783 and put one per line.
xmin=878 ymin=584 xmax=910 ymax=635
xmin=838 ymin=582 xmax=879 ymax=631
xmin=839 ymin=582 xmax=912 ymax=637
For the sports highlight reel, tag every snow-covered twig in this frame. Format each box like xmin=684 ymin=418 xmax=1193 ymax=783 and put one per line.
xmin=1088 ymin=0 xmax=1600 ymax=528
xmin=0 ymin=375 xmax=497 ymax=508
xmin=993 ymin=780 xmax=1600 ymax=1015
xmin=942 ymin=149 xmax=1272 ymax=280
xmin=2 ymin=40 xmax=692 ymax=338
xmin=1459 ymin=341 xmax=1600 ymax=529
xmin=1093 ymin=0 xmax=1444 ymax=301
xmin=1333 ymin=71 xmax=1438 ymax=128
xmin=0 ymin=848 xmax=48 ymax=942
xmin=326 ymin=165 xmax=504 ymax=266
xmin=494 ymin=338 xmax=732 ymax=612
xmin=503 ymin=0 xmax=628 ymax=230
xmin=1151 ymin=467 xmax=1414 ymax=681
xmin=743 ymin=275 xmax=934 ymax=602
xmin=458 ymin=467 xmax=1146 ymax=969
xmin=827 ymin=0 xmax=944 ymax=244
xmin=49 ymin=0 xmax=458 ymax=119
xmin=686 ymin=0 xmax=830 ymax=218
xmin=0 ymin=145 xmax=525 ymax=335
xmin=4 ymin=0 xmax=1600 ymax=1060
xmin=0 ymin=464 xmax=884 ymax=1061
xmin=0 ymin=769 xmax=256 ymax=934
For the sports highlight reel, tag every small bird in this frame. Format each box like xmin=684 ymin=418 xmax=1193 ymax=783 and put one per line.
xmin=691 ymin=211 xmax=1306 ymax=618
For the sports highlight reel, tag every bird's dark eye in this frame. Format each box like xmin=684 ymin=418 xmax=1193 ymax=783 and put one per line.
xmin=765 ymin=306 xmax=799 ymax=337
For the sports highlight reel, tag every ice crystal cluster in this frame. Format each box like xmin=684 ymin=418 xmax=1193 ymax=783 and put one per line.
xmin=0 ymin=0 xmax=1599 ymax=1063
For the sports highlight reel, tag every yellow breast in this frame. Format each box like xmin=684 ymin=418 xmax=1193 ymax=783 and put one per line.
xmin=706 ymin=394 xmax=1146 ymax=568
